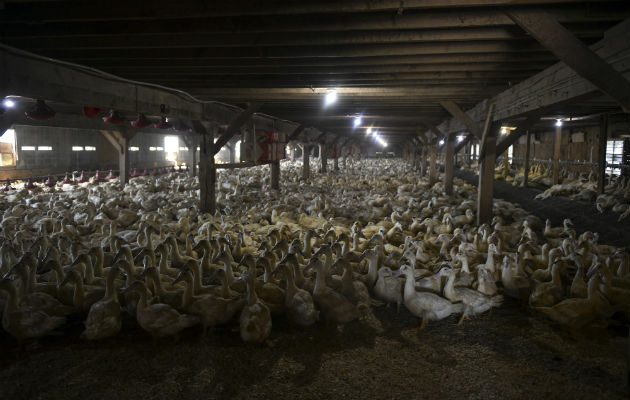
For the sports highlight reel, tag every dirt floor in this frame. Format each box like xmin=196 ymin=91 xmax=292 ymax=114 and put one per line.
xmin=0 ymin=298 xmax=627 ymax=400
xmin=456 ymin=170 xmax=630 ymax=250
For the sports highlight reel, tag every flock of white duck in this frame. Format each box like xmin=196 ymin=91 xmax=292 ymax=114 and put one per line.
xmin=0 ymin=159 xmax=628 ymax=346
xmin=487 ymin=160 xmax=630 ymax=221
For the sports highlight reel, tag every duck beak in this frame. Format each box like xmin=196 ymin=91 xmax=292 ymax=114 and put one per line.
xmin=57 ymin=272 xmax=73 ymax=289
xmin=171 ymin=271 xmax=185 ymax=287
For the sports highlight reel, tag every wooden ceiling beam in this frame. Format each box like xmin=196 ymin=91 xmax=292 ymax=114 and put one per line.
xmin=505 ymin=9 xmax=630 ymax=112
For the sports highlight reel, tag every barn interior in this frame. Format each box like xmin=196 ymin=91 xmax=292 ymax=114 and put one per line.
xmin=0 ymin=1 xmax=629 ymax=399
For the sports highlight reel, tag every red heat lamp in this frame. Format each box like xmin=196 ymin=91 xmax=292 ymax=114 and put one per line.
xmin=44 ymin=175 xmax=56 ymax=188
xmin=141 ymin=168 xmax=149 ymax=177
xmin=93 ymin=170 xmax=105 ymax=183
xmin=25 ymin=178 xmax=36 ymax=189
xmin=106 ymin=170 xmax=117 ymax=180
xmin=154 ymin=116 xmax=172 ymax=130
xmin=26 ymin=100 xmax=56 ymax=120
xmin=77 ymin=171 xmax=89 ymax=183
xmin=61 ymin=172 xmax=74 ymax=185
xmin=83 ymin=106 xmax=101 ymax=118
xmin=130 ymin=168 xmax=139 ymax=178
xmin=130 ymin=113 xmax=151 ymax=128
xmin=102 ymin=110 xmax=125 ymax=125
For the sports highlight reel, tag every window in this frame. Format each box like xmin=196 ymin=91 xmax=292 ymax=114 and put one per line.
xmin=164 ymin=136 xmax=178 ymax=162
xmin=72 ymin=146 xmax=84 ymax=151
xmin=38 ymin=146 xmax=52 ymax=151
xmin=0 ymin=129 xmax=17 ymax=166
xmin=197 ymin=146 xmax=200 ymax=151
xmin=156 ymin=146 xmax=164 ymax=151
xmin=85 ymin=146 xmax=96 ymax=151
xmin=606 ymin=139 xmax=625 ymax=176
xmin=129 ymin=146 xmax=140 ymax=151
xmin=149 ymin=147 xmax=157 ymax=151
xmin=234 ymin=140 xmax=241 ymax=163
xmin=179 ymin=146 xmax=189 ymax=151
xmin=21 ymin=146 xmax=35 ymax=151
xmin=508 ymin=145 xmax=513 ymax=163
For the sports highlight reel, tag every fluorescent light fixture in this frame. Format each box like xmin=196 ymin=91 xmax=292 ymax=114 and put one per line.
xmin=179 ymin=146 xmax=189 ymax=151
xmin=324 ymin=89 xmax=337 ymax=106
xmin=72 ymin=146 xmax=83 ymax=151
xmin=38 ymin=146 xmax=52 ymax=151
xmin=353 ymin=116 xmax=362 ymax=127
xmin=555 ymin=119 xmax=563 ymax=127
xmin=156 ymin=146 xmax=164 ymax=151
xmin=149 ymin=146 xmax=157 ymax=151
xmin=2 ymin=99 xmax=15 ymax=108
xmin=375 ymin=135 xmax=387 ymax=147
xmin=85 ymin=146 xmax=96 ymax=151
xmin=129 ymin=146 xmax=140 ymax=151
xmin=439 ymin=139 xmax=445 ymax=145
xmin=21 ymin=146 xmax=35 ymax=151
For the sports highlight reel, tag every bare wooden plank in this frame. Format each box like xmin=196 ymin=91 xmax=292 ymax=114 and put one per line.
xmin=523 ymin=130 xmax=531 ymax=187
xmin=495 ymin=114 xmax=540 ymax=155
xmin=440 ymin=100 xmax=483 ymax=138
xmin=505 ymin=9 xmax=630 ymax=112
xmin=477 ymin=104 xmax=497 ymax=225
xmin=443 ymin=134 xmax=455 ymax=195
xmin=271 ymin=161 xmax=280 ymax=190
xmin=192 ymin=121 xmax=216 ymax=214
xmin=552 ymin=124 xmax=562 ymax=185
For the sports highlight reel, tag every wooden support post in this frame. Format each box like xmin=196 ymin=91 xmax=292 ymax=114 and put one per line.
xmin=444 ymin=133 xmax=455 ymax=195
xmin=271 ymin=161 xmax=280 ymax=190
xmin=320 ymin=144 xmax=327 ymax=173
xmin=598 ymin=114 xmax=608 ymax=194
xmin=100 ymin=129 xmax=135 ymax=186
xmin=302 ymin=144 xmax=310 ymax=180
xmin=190 ymin=134 xmax=198 ymax=177
xmin=476 ymin=103 xmax=496 ymax=226
xmin=421 ymin=145 xmax=428 ymax=177
xmin=523 ymin=130 xmax=531 ymax=187
xmin=193 ymin=121 xmax=215 ymax=214
xmin=552 ymin=123 xmax=562 ymax=185
xmin=428 ymin=141 xmax=437 ymax=186
xmin=334 ymin=147 xmax=339 ymax=171
xmin=213 ymin=102 xmax=261 ymax=156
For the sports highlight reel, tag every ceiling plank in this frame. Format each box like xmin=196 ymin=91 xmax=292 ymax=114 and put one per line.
xmin=505 ymin=9 xmax=630 ymax=112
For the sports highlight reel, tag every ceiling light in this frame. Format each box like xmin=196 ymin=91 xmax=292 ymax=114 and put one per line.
xmin=353 ymin=115 xmax=362 ymax=128
xmin=2 ymin=99 xmax=15 ymax=108
xmin=439 ymin=139 xmax=445 ymax=145
xmin=555 ymin=119 xmax=563 ymax=127
xmin=366 ymin=127 xmax=372 ymax=135
xmin=25 ymin=99 xmax=55 ymax=120
xmin=500 ymin=127 xmax=508 ymax=135
xmin=324 ymin=90 xmax=337 ymax=107
xmin=375 ymin=135 xmax=387 ymax=147
xmin=457 ymin=135 xmax=465 ymax=142
xmin=130 ymin=113 xmax=151 ymax=128
xmin=102 ymin=109 xmax=125 ymax=125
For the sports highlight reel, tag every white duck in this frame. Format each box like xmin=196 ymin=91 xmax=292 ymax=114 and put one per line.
xmin=373 ymin=267 xmax=403 ymax=312
xmin=396 ymin=264 xmax=463 ymax=330
xmin=81 ymin=265 xmax=122 ymax=340
xmin=443 ymin=267 xmax=503 ymax=324
xmin=238 ymin=271 xmax=272 ymax=344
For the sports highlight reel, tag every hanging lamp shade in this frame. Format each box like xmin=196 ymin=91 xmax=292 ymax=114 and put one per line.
xmin=102 ymin=110 xmax=125 ymax=125
xmin=26 ymin=99 xmax=55 ymax=120
xmin=154 ymin=116 xmax=172 ymax=130
xmin=61 ymin=172 xmax=74 ymax=185
xmin=130 ymin=113 xmax=151 ymax=128
xmin=83 ymin=106 xmax=101 ymax=118
xmin=93 ymin=170 xmax=105 ymax=183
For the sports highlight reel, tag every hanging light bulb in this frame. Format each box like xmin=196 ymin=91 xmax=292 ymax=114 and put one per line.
xmin=366 ymin=127 xmax=372 ymax=135
xmin=555 ymin=119 xmax=563 ymax=127
xmin=439 ymin=139 xmax=445 ymax=145
xmin=130 ymin=113 xmax=151 ymax=128
xmin=25 ymin=99 xmax=55 ymax=120
xmin=154 ymin=116 xmax=172 ymax=130
xmin=102 ymin=109 xmax=125 ymax=124
xmin=324 ymin=89 xmax=337 ymax=107
xmin=83 ymin=106 xmax=101 ymax=118
xmin=353 ymin=115 xmax=362 ymax=128
xmin=2 ymin=99 xmax=15 ymax=108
